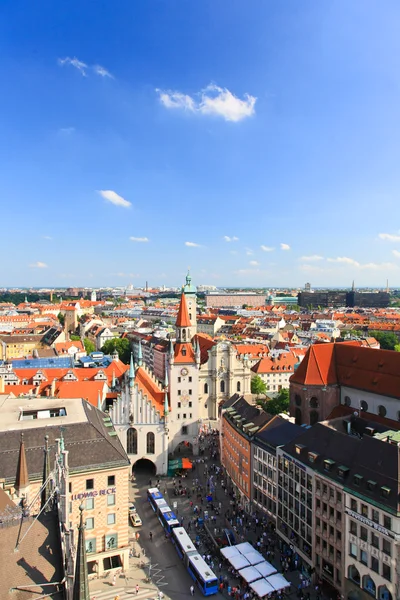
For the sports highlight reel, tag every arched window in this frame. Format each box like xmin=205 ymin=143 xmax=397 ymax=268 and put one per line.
xmin=378 ymin=585 xmax=392 ymax=600
xmin=344 ymin=395 xmax=351 ymax=406
xmin=362 ymin=575 xmax=376 ymax=596
xmin=204 ymin=382 xmax=208 ymax=394
xmin=182 ymin=329 xmax=186 ymax=341
xmin=127 ymin=428 xmax=137 ymax=454
xmin=237 ymin=381 xmax=241 ymax=392
xmin=181 ymin=346 xmax=186 ymax=356
xmin=309 ymin=397 xmax=319 ymax=409
xmin=295 ymin=394 xmax=302 ymax=406
xmin=295 ymin=408 xmax=302 ymax=425
xmin=310 ymin=410 xmax=319 ymax=426
xmin=146 ymin=432 xmax=155 ymax=454
xmin=360 ymin=400 xmax=368 ymax=412
xmin=220 ymin=380 xmax=225 ymax=393
xmin=348 ymin=565 xmax=360 ymax=586
xmin=378 ymin=405 xmax=387 ymax=417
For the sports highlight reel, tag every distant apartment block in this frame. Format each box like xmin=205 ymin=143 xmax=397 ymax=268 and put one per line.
xmin=205 ymin=292 xmax=266 ymax=308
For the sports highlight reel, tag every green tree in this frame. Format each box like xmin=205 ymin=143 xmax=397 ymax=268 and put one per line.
xmin=251 ymin=375 xmax=268 ymax=396
xmin=101 ymin=337 xmax=131 ymax=364
xmin=83 ymin=338 xmax=96 ymax=354
xmin=368 ymin=330 xmax=399 ymax=351
xmin=70 ymin=334 xmax=81 ymax=341
xmin=395 ymin=344 xmax=400 ymax=353
xmin=57 ymin=312 xmax=65 ymax=327
xmin=265 ymin=389 xmax=290 ymax=415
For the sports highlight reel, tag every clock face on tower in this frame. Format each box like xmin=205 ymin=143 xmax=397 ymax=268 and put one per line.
xmin=180 ymin=367 xmax=188 ymax=376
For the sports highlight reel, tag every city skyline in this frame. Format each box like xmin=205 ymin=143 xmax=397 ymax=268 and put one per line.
xmin=1 ymin=1 xmax=400 ymax=287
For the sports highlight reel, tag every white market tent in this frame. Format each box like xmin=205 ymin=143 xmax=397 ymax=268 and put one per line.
xmin=250 ymin=579 xmax=275 ymax=598
xmin=245 ymin=551 xmax=265 ymax=566
xmin=229 ymin=554 xmax=251 ymax=570
xmin=220 ymin=546 xmax=240 ymax=560
xmin=255 ymin=561 xmax=277 ymax=577
xmin=238 ymin=566 xmax=264 ymax=584
xmin=265 ymin=573 xmax=291 ymax=591
xmin=235 ymin=542 xmax=254 ymax=555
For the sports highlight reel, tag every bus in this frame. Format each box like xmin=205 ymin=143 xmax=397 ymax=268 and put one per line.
xmin=187 ymin=553 xmax=218 ymax=596
xmin=158 ymin=505 xmax=180 ymax=533
xmin=171 ymin=527 xmax=197 ymax=562
xmin=147 ymin=488 xmax=166 ymax=512
xmin=171 ymin=528 xmax=218 ymax=596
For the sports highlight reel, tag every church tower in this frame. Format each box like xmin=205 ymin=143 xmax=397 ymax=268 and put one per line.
xmin=167 ymin=291 xmax=200 ymax=454
xmin=183 ymin=270 xmax=197 ymax=339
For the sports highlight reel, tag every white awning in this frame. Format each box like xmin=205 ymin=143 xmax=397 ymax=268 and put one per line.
xmin=250 ymin=578 xmax=275 ymax=598
xmin=234 ymin=541 xmax=254 ymax=555
xmin=254 ymin=561 xmax=277 ymax=577
xmin=228 ymin=554 xmax=250 ymax=570
xmin=221 ymin=546 xmax=240 ymax=559
xmin=238 ymin=566 xmax=263 ymax=583
xmin=244 ymin=550 xmax=265 ymax=566
xmin=265 ymin=573 xmax=291 ymax=591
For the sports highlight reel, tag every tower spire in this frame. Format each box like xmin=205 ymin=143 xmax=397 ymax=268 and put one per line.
xmin=72 ymin=504 xmax=90 ymax=600
xmin=164 ymin=390 xmax=169 ymax=417
xmin=137 ymin=339 xmax=143 ymax=367
xmin=129 ymin=352 xmax=135 ymax=385
xmin=15 ymin=433 xmax=29 ymax=496
xmin=41 ymin=434 xmax=52 ymax=513
xmin=176 ymin=293 xmax=191 ymax=328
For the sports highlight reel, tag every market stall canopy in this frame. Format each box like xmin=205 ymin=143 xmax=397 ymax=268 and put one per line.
xmin=182 ymin=458 xmax=192 ymax=469
xmin=245 ymin=551 xmax=265 ymax=566
xmin=265 ymin=573 xmax=291 ymax=591
xmin=221 ymin=546 xmax=240 ymax=560
xmin=228 ymin=554 xmax=251 ymax=570
xmin=238 ymin=566 xmax=263 ymax=584
xmin=250 ymin=579 xmax=275 ymax=598
xmin=254 ymin=561 xmax=277 ymax=577
xmin=235 ymin=542 xmax=254 ymax=555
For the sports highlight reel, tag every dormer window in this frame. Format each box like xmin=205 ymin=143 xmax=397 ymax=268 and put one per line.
xmin=381 ymin=486 xmax=391 ymax=498
xmin=295 ymin=444 xmax=305 ymax=455
xmin=182 ymin=347 xmax=186 ymax=356
xmin=338 ymin=466 xmax=349 ymax=479
xmin=324 ymin=459 xmax=335 ymax=472
xmin=308 ymin=452 xmax=318 ymax=463
xmin=367 ymin=480 xmax=377 ymax=491
xmin=354 ymin=474 xmax=363 ymax=486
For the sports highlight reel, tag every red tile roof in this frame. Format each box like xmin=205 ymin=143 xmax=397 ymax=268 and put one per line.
xmin=135 ymin=366 xmax=166 ymax=415
xmin=252 ymin=353 xmax=298 ymax=374
xmin=174 ymin=342 xmax=196 ymax=364
xmin=193 ymin=333 xmax=215 ymax=364
xmin=175 ymin=293 xmax=191 ymax=328
xmin=291 ymin=342 xmax=400 ymax=398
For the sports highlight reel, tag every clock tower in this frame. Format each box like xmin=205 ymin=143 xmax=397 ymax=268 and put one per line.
xmin=167 ymin=291 xmax=200 ymax=454
xmin=183 ymin=270 xmax=197 ymax=339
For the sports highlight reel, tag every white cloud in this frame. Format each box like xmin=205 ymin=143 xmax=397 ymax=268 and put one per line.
xmin=59 ymin=127 xmax=75 ymax=135
xmin=299 ymin=255 xmax=323 ymax=261
xmin=30 ymin=261 xmax=48 ymax=268
xmin=393 ymin=250 xmax=400 ymax=258
xmin=245 ymin=248 xmax=254 ymax=256
xmin=129 ymin=237 xmax=149 ymax=243
xmin=260 ymin=245 xmax=275 ymax=252
xmin=327 ymin=256 xmax=397 ymax=270
xmin=157 ymin=83 xmax=256 ymax=122
xmin=98 ymin=190 xmax=131 ymax=208
xmin=280 ymin=243 xmax=290 ymax=251
xmin=58 ymin=57 xmax=88 ymax=76
xmin=42 ymin=236 xmax=52 ymax=240
xmin=249 ymin=260 xmax=260 ymax=266
xmin=185 ymin=241 xmax=201 ymax=247
xmin=93 ymin=64 xmax=114 ymax=78
xmin=223 ymin=236 xmax=239 ymax=242
xmin=379 ymin=233 xmax=400 ymax=242
xmin=327 ymin=256 xmax=360 ymax=266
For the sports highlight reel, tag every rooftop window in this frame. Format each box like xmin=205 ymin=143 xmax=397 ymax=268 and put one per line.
xmin=338 ymin=466 xmax=349 ymax=479
xmin=354 ymin=474 xmax=363 ymax=486
xmin=324 ymin=459 xmax=335 ymax=472
xmin=367 ymin=480 xmax=377 ymax=491
xmin=381 ymin=486 xmax=391 ymax=498
xmin=20 ymin=407 xmax=67 ymax=420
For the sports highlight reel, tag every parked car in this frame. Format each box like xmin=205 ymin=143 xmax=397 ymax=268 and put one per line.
xmin=129 ymin=512 xmax=142 ymax=527
xmin=128 ymin=502 xmax=137 ymax=514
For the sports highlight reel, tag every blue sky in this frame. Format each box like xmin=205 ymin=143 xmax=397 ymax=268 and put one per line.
xmin=1 ymin=0 xmax=400 ymax=289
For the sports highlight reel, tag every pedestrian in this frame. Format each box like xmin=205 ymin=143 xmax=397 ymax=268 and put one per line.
xmin=135 ymin=584 xmax=139 ymax=595
xmin=112 ymin=574 xmax=116 ymax=586
xmin=190 ymin=584 xmax=195 ymax=595
xmin=149 ymin=531 xmax=153 ymax=542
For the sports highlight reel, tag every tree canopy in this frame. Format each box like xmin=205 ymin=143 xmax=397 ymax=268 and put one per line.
xmin=83 ymin=338 xmax=96 ymax=354
xmin=101 ymin=337 xmax=131 ymax=364
xmin=257 ymin=389 xmax=290 ymax=416
xmin=368 ymin=330 xmax=399 ymax=351
xmin=251 ymin=375 xmax=268 ymax=396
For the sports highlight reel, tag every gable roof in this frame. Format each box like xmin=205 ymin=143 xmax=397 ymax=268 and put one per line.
xmin=176 ymin=293 xmax=191 ymax=328
xmin=291 ymin=342 xmax=400 ymax=399
xmin=135 ymin=366 xmax=166 ymax=415
xmin=174 ymin=342 xmax=196 ymax=364
xmin=193 ymin=333 xmax=215 ymax=364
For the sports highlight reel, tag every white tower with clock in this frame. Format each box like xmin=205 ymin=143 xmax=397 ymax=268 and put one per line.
xmin=183 ymin=269 xmax=197 ymax=339
xmin=167 ymin=291 xmax=201 ymax=454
